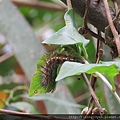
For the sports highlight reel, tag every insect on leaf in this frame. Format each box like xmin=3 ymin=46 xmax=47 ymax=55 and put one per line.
xmin=29 ymin=54 xmax=56 ymax=97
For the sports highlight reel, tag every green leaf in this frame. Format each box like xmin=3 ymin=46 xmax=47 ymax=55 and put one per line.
xmin=64 ymin=8 xmax=76 ymax=27
xmin=42 ymin=9 xmax=89 ymax=47
xmin=42 ymin=26 xmax=89 ymax=46
xmin=55 ymin=62 xmax=119 ymax=87
xmin=101 ymin=61 xmax=120 ymax=70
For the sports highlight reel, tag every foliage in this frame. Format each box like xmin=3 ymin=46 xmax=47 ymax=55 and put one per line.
xmin=0 ymin=0 xmax=120 ymax=116
xmin=29 ymin=7 xmax=120 ymax=114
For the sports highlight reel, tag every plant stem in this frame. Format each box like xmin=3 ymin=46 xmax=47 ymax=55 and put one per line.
xmin=82 ymin=57 xmax=120 ymax=104
xmin=12 ymin=0 xmax=66 ymax=11
xmin=82 ymin=73 xmax=104 ymax=114
xmin=0 ymin=109 xmax=71 ymax=120
xmin=102 ymin=0 xmax=120 ymax=56
xmin=5 ymin=86 xmax=28 ymax=106
xmin=95 ymin=72 xmax=120 ymax=104
xmin=67 ymin=0 xmax=72 ymax=10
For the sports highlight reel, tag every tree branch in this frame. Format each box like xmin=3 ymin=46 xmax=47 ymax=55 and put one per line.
xmin=82 ymin=73 xmax=104 ymax=114
xmin=0 ymin=109 xmax=71 ymax=120
xmin=12 ymin=0 xmax=66 ymax=11
xmin=102 ymin=0 xmax=120 ymax=55
xmin=82 ymin=58 xmax=120 ymax=104
xmin=61 ymin=0 xmax=120 ymax=37
xmin=61 ymin=0 xmax=119 ymax=58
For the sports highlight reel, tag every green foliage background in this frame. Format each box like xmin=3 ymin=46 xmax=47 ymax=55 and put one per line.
xmin=0 ymin=0 xmax=119 ymax=114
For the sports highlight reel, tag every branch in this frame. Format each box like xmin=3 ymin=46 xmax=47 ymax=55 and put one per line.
xmin=95 ymin=72 xmax=120 ymax=104
xmin=12 ymin=0 xmax=66 ymax=11
xmin=0 ymin=109 xmax=71 ymax=120
xmin=66 ymin=0 xmax=72 ymax=10
xmin=82 ymin=73 xmax=104 ymax=114
xmin=61 ymin=0 xmax=120 ymax=37
xmin=82 ymin=58 xmax=120 ymax=104
xmin=102 ymin=0 xmax=120 ymax=55
xmin=61 ymin=0 xmax=119 ymax=58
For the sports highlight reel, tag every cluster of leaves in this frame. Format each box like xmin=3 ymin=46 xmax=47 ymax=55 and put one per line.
xmin=29 ymin=9 xmax=120 ymax=99
xmin=0 ymin=0 xmax=120 ymax=114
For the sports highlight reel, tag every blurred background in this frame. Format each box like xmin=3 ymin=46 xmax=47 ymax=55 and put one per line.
xmin=0 ymin=0 xmax=119 ymax=115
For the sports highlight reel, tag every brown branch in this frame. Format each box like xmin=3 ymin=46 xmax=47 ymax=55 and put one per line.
xmin=82 ymin=0 xmax=96 ymax=114
xmin=61 ymin=0 xmax=119 ymax=58
xmin=0 ymin=109 xmax=71 ymax=120
xmin=66 ymin=0 xmax=72 ymax=9
xmin=112 ymin=0 xmax=118 ymax=14
xmin=83 ymin=0 xmax=90 ymax=28
xmin=12 ymin=0 xmax=67 ymax=11
xmin=82 ymin=73 xmax=104 ymax=115
xmin=88 ymin=30 xmax=103 ymax=114
xmin=61 ymin=0 xmax=120 ymax=36
xmin=103 ymin=0 xmax=120 ymax=56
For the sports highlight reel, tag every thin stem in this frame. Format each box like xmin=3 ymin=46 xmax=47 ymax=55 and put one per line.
xmin=67 ymin=0 xmax=72 ymax=10
xmin=82 ymin=73 xmax=104 ymax=114
xmin=95 ymin=72 xmax=120 ymax=104
xmin=5 ymin=86 xmax=28 ymax=106
xmin=82 ymin=57 xmax=120 ymax=104
xmin=12 ymin=0 xmax=66 ymax=11
xmin=88 ymin=30 xmax=103 ymax=112
xmin=102 ymin=0 xmax=120 ymax=55
xmin=112 ymin=0 xmax=118 ymax=14
xmin=83 ymin=0 xmax=90 ymax=28
xmin=0 ymin=109 xmax=70 ymax=120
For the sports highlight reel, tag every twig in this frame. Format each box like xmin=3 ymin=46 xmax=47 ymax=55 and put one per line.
xmin=112 ymin=0 xmax=118 ymax=14
xmin=86 ymin=27 xmax=117 ymax=58
xmin=62 ymin=0 xmax=119 ymax=58
xmin=82 ymin=0 xmax=97 ymax=114
xmin=88 ymin=30 xmax=103 ymax=114
xmin=96 ymin=31 xmax=103 ymax=63
xmin=83 ymin=0 xmax=90 ymax=28
xmin=0 ymin=52 xmax=14 ymax=63
xmin=82 ymin=57 xmax=120 ymax=104
xmin=87 ymin=101 xmax=95 ymax=114
xmin=105 ymin=10 xmax=120 ymax=41
xmin=67 ymin=0 xmax=72 ymax=10
xmin=78 ymin=27 xmax=106 ymax=43
xmin=12 ymin=0 xmax=66 ymax=11
xmin=90 ymin=30 xmax=103 ymax=88
xmin=0 ymin=109 xmax=70 ymax=120
xmin=79 ymin=0 xmax=117 ymax=58
xmin=82 ymin=73 xmax=104 ymax=114
xmin=95 ymin=72 xmax=120 ymax=104
xmin=102 ymin=0 xmax=120 ymax=56
xmin=0 ymin=109 xmax=48 ymax=119
xmin=5 ymin=86 xmax=28 ymax=106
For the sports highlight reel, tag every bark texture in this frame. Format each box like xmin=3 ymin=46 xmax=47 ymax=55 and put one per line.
xmin=61 ymin=0 xmax=120 ymax=57
xmin=61 ymin=0 xmax=120 ymax=38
